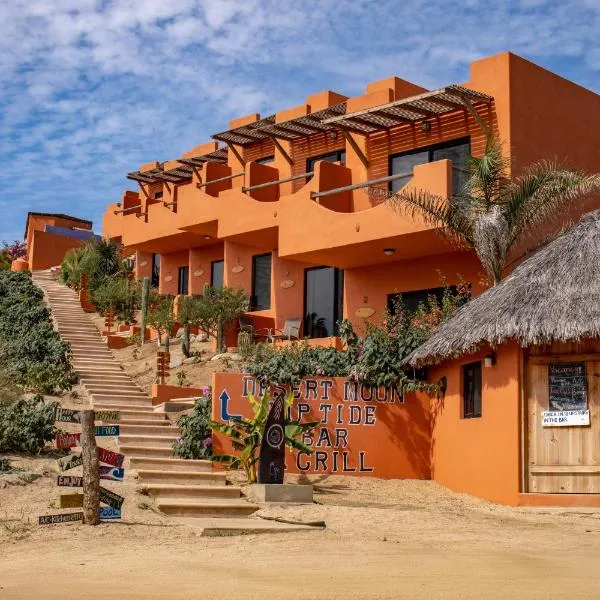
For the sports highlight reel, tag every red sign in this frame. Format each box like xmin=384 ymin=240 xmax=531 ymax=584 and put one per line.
xmin=56 ymin=433 xmax=81 ymax=449
xmin=97 ymin=447 xmax=124 ymax=468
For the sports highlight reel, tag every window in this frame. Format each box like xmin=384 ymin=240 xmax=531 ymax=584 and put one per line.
xmin=211 ymin=260 xmax=224 ymax=289
xmin=256 ymin=155 xmax=275 ymax=164
xmin=154 ymin=191 xmax=163 ymax=200
xmin=462 ymin=361 xmax=482 ymax=418
xmin=389 ymin=138 xmax=470 ymax=194
xmin=304 ymin=267 xmax=344 ymax=338
xmin=151 ymin=254 xmax=160 ymax=288
xmin=178 ymin=266 xmax=189 ymax=295
xmin=387 ymin=287 xmax=449 ymax=315
xmin=251 ymin=253 xmax=272 ymax=310
xmin=306 ymin=150 xmax=346 ymax=179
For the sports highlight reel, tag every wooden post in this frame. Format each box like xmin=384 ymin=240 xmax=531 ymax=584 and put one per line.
xmin=80 ymin=410 xmax=100 ymax=525
xmin=140 ymin=277 xmax=150 ymax=345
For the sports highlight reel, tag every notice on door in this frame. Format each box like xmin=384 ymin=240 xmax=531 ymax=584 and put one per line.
xmin=542 ymin=409 xmax=590 ymax=427
xmin=548 ymin=362 xmax=587 ymax=411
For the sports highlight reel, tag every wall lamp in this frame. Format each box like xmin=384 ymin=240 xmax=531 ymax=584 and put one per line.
xmin=484 ymin=353 xmax=497 ymax=368
xmin=421 ymin=120 xmax=431 ymax=133
xmin=329 ymin=130 xmax=338 ymax=140
xmin=203 ymin=235 xmax=212 ymax=240
xmin=383 ymin=248 xmax=396 ymax=256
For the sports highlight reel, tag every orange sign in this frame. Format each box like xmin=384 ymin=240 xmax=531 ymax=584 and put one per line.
xmin=212 ymin=374 xmax=431 ymax=479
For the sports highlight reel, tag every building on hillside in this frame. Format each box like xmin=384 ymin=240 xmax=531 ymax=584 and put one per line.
xmin=407 ymin=210 xmax=600 ymax=506
xmin=12 ymin=212 xmax=97 ymax=272
xmin=102 ymin=51 xmax=600 ymax=344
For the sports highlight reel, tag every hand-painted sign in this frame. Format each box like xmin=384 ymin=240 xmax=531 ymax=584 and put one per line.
xmin=94 ymin=410 xmax=121 ymax=422
xmin=57 ymin=475 xmax=83 ymax=487
xmin=542 ymin=409 xmax=590 ymax=427
xmin=60 ymin=493 xmax=84 ymax=508
xmin=38 ymin=512 xmax=83 ymax=525
xmin=99 ymin=506 xmax=122 ymax=520
xmin=55 ymin=408 xmax=81 ymax=424
xmin=55 ymin=433 xmax=81 ymax=449
xmin=99 ymin=466 xmax=124 ymax=481
xmin=97 ymin=447 xmax=124 ymax=468
xmin=549 ymin=362 xmax=588 ymax=411
xmin=258 ymin=386 xmax=286 ymax=484
xmin=57 ymin=454 xmax=83 ymax=472
xmin=95 ymin=425 xmax=120 ymax=437
xmin=99 ymin=487 xmax=125 ymax=510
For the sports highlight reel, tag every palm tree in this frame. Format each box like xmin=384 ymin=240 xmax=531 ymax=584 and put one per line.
xmin=388 ymin=128 xmax=600 ymax=285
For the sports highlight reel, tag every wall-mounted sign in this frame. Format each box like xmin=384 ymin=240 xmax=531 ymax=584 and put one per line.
xmin=164 ymin=275 xmax=173 ymax=282
xmin=231 ymin=265 xmax=244 ymax=274
xmin=280 ymin=280 xmax=295 ymax=289
xmin=549 ymin=362 xmax=587 ymax=411
xmin=355 ymin=307 xmax=375 ymax=319
xmin=140 ymin=260 xmax=148 ymax=267
xmin=542 ymin=409 xmax=590 ymax=427
xmin=193 ymin=269 xmax=204 ymax=277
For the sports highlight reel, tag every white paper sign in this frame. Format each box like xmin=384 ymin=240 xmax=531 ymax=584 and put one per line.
xmin=542 ymin=409 xmax=590 ymax=427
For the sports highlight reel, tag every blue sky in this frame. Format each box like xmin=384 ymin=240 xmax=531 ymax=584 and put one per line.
xmin=1 ymin=0 xmax=600 ymax=242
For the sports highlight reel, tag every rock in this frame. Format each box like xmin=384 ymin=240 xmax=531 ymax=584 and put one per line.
xmin=189 ymin=334 xmax=197 ymax=343
xmin=169 ymin=358 xmax=183 ymax=368
xmin=175 ymin=328 xmax=184 ymax=338
xmin=197 ymin=332 xmax=209 ymax=342
xmin=183 ymin=357 xmax=198 ymax=364
xmin=211 ymin=352 xmax=241 ymax=362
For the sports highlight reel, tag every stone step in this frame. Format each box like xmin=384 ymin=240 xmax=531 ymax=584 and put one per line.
xmin=142 ymin=484 xmax=241 ymax=500
xmin=86 ymin=387 xmax=147 ymax=396
xmin=119 ymin=445 xmax=175 ymax=459
xmin=92 ymin=395 xmax=153 ymax=406
xmin=137 ymin=469 xmax=224 ymax=484
xmin=119 ymin=424 xmax=180 ymax=436
xmin=119 ymin=418 xmax=171 ymax=426
xmin=89 ymin=404 xmax=157 ymax=415
xmin=77 ymin=368 xmax=125 ymax=376
xmin=130 ymin=457 xmax=213 ymax=472
xmin=80 ymin=375 xmax=132 ymax=383
xmin=119 ymin=435 xmax=179 ymax=448
xmin=155 ymin=500 xmax=258 ymax=518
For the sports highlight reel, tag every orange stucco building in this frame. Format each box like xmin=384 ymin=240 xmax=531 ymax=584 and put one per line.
xmin=103 ymin=52 xmax=600 ymax=343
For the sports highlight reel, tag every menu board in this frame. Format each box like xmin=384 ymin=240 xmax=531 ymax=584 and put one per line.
xmin=548 ymin=362 xmax=587 ymax=411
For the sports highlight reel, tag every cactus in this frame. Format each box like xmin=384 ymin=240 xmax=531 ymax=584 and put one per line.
xmin=237 ymin=330 xmax=253 ymax=359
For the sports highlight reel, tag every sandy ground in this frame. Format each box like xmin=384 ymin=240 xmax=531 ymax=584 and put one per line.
xmin=1 ymin=459 xmax=600 ymax=599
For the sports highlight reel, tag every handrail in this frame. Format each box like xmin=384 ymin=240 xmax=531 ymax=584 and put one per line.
xmin=135 ymin=212 xmax=148 ymax=219
xmin=310 ymin=172 xmax=412 ymax=199
xmin=242 ymin=171 xmax=313 ymax=192
xmin=162 ymin=201 xmax=177 ymax=207
xmin=113 ymin=204 xmax=142 ymax=215
xmin=196 ymin=172 xmax=244 ymax=189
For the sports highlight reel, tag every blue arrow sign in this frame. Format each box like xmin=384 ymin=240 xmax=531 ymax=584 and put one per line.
xmin=219 ymin=389 xmax=242 ymax=421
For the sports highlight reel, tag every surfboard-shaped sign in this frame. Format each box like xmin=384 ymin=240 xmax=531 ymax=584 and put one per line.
xmin=257 ymin=386 xmax=286 ymax=485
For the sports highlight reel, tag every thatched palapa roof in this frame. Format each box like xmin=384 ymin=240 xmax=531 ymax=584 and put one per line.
xmin=407 ymin=210 xmax=600 ymax=367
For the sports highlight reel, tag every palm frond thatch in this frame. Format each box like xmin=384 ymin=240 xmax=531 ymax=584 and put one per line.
xmin=406 ymin=209 xmax=600 ymax=367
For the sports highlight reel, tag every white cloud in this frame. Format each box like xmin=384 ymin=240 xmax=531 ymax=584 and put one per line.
xmin=0 ymin=0 xmax=599 ymax=241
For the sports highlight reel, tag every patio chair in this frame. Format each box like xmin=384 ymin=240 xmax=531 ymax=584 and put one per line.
xmin=239 ymin=314 xmax=271 ymax=342
xmin=268 ymin=317 xmax=302 ymax=342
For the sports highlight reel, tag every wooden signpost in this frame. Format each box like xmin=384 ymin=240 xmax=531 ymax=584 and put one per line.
xmin=97 ymin=447 xmax=125 ymax=468
xmin=57 ymin=475 xmax=83 ymax=487
xmin=100 ymin=506 xmax=121 ymax=520
xmin=94 ymin=410 xmax=120 ymax=422
xmin=156 ymin=350 xmax=170 ymax=384
xmin=57 ymin=454 xmax=83 ymax=472
xmin=99 ymin=487 xmax=125 ymax=510
xmin=55 ymin=408 xmax=81 ymax=424
xmin=56 ymin=433 xmax=81 ymax=449
xmin=104 ymin=309 xmax=115 ymax=335
xmin=95 ymin=425 xmax=120 ymax=437
xmin=99 ymin=467 xmax=124 ymax=481
xmin=39 ymin=512 xmax=83 ymax=525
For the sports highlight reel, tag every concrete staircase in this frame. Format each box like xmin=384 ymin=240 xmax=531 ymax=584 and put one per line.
xmin=33 ymin=270 xmax=258 ymax=519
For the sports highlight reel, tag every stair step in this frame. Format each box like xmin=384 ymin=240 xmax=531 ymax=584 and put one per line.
xmin=119 ymin=418 xmax=171 ymax=426
xmin=120 ymin=425 xmax=180 ymax=436
xmin=87 ymin=389 xmax=147 ymax=397
xmin=119 ymin=435 xmax=178 ymax=448
xmin=90 ymin=404 xmax=157 ymax=415
xmin=156 ymin=500 xmax=258 ymax=518
xmin=85 ymin=383 xmax=144 ymax=391
xmin=142 ymin=484 xmax=240 ymax=499
xmin=137 ymin=469 xmax=223 ymax=483
xmin=92 ymin=396 xmax=152 ymax=406
xmin=130 ymin=457 xmax=212 ymax=472
xmin=120 ymin=445 xmax=175 ymax=458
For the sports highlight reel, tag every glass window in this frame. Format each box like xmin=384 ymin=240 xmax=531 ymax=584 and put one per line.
xmin=387 ymin=287 xmax=449 ymax=315
xmin=154 ymin=191 xmax=163 ymax=200
xmin=463 ymin=361 xmax=482 ymax=418
xmin=251 ymin=253 xmax=272 ymax=310
xmin=211 ymin=260 xmax=224 ymax=290
xmin=256 ymin=155 xmax=275 ymax=164
xmin=304 ymin=267 xmax=344 ymax=338
xmin=306 ymin=151 xmax=346 ymax=178
xmin=389 ymin=138 xmax=470 ymax=195
xmin=151 ymin=254 xmax=160 ymax=288
xmin=177 ymin=266 xmax=189 ymax=295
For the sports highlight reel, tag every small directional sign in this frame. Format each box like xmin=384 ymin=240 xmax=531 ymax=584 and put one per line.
xmin=55 ymin=433 xmax=81 ymax=449
xmin=60 ymin=493 xmax=84 ymax=509
xmin=57 ymin=475 xmax=83 ymax=487
xmin=57 ymin=454 xmax=83 ymax=472
xmin=95 ymin=410 xmax=121 ymax=422
xmin=95 ymin=425 xmax=120 ymax=437
xmin=99 ymin=506 xmax=122 ymax=520
xmin=99 ymin=487 xmax=125 ymax=510
xmin=99 ymin=466 xmax=124 ymax=482
xmin=97 ymin=447 xmax=124 ymax=468
xmin=219 ymin=389 xmax=242 ymax=421
xmin=38 ymin=512 xmax=83 ymax=525
xmin=55 ymin=408 xmax=81 ymax=424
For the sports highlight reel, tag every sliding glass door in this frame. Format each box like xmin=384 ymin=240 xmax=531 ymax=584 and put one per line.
xmin=304 ymin=267 xmax=344 ymax=338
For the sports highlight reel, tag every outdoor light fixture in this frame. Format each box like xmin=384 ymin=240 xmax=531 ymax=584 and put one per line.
xmin=329 ymin=130 xmax=338 ymax=140
xmin=203 ymin=235 xmax=211 ymax=240
xmin=116 ymin=202 xmax=122 ymax=208
xmin=383 ymin=248 xmax=396 ymax=256
xmin=484 ymin=353 xmax=497 ymax=367
xmin=421 ymin=120 xmax=431 ymax=133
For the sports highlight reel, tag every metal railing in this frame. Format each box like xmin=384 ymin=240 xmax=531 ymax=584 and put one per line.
xmin=310 ymin=172 xmax=412 ymax=199
xmin=113 ymin=204 xmax=142 ymax=215
xmin=242 ymin=171 xmax=313 ymax=193
xmin=196 ymin=172 xmax=244 ymax=189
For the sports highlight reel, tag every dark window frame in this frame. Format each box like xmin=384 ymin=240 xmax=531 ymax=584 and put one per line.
xmin=462 ymin=361 xmax=482 ymax=419
xmin=177 ymin=266 xmax=189 ymax=295
xmin=255 ymin=155 xmax=275 ymax=164
xmin=151 ymin=253 xmax=160 ymax=288
xmin=388 ymin=137 xmax=470 ymax=193
xmin=306 ymin=150 xmax=346 ymax=180
xmin=210 ymin=260 xmax=224 ymax=289
xmin=251 ymin=253 xmax=272 ymax=311
xmin=303 ymin=266 xmax=344 ymax=338
xmin=154 ymin=191 xmax=163 ymax=200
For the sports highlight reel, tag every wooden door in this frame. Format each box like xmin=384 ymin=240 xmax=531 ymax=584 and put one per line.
xmin=527 ymin=343 xmax=600 ymax=494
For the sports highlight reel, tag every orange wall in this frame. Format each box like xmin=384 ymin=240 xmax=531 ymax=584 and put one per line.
xmin=159 ymin=250 xmax=189 ymax=295
xmin=428 ymin=343 xmax=522 ymax=505
xmin=26 ymin=214 xmax=92 ymax=254
xmin=189 ymin=244 xmax=224 ymax=294
xmin=212 ymin=373 xmax=431 ymax=479
xmin=28 ymin=230 xmax=87 ymax=271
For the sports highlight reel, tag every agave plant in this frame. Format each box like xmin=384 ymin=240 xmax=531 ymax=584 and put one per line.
xmin=210 ymin=389 xmax=319 ymax=483
xmin=388 ymin=121 xmax=600 ymax=284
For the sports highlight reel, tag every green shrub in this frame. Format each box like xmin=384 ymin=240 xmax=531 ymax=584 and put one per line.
xmin=0 ymin=396 xmax=59 ymax=454
xmin=0 ymin=271 xmax=74 ymax=394
xmin=173 ymin=395 xmax=213 ymax=459
xmin=91 ymin=275 xmax=139 ymax=323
